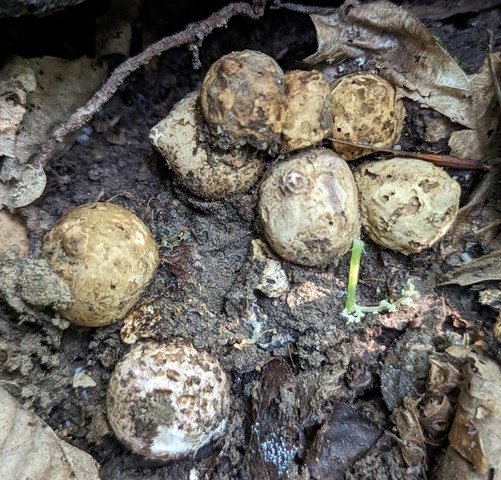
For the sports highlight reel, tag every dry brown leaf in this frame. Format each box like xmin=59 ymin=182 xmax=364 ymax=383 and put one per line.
xmin=14 ymin=57 xmax=107 ymax=165
xmin=450 ymin=53 xmax=501 ymax=160
xmin=439 ymin=251 xmax=501 ymax=286
xmin=489 ymin=41 xmax=501 ymax=105
xmin=0 ymin=387 xmax=100 ymax=480
xmin=435 ymin=348 xmax=501 ymax=479
xmin=420 ymin=395 xmax=453 ymax=438
xmin=305 ymin=1 xmax=473 ymax=125
xmin=0 ymin=56 xmax=108 ymax=209
xmin=304 ymin=0 xmax=500 ymax=161
xmin=0 ymin=57 xmax=36 ymax=158
xmin=426 ymin=354 xmax=462 ymax=397
xmin=0 ymin=1 xmax=146 ymax=210
xmin=393 ymin=397 xmax=427 ymax=468
xmin=440 ymin=169 xmax=498 ymax=261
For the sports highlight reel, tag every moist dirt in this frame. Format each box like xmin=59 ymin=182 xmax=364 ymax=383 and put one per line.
xmin=1 ymin=1 xmax=500 ymax=479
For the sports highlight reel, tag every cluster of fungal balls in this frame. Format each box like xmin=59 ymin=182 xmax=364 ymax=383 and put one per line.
xmin=150 ymin=49 xmax=461 ymax=266
xmin=38 ymin=50 xmax=462 ymax=465
xmin=41 ymin=202 xmax=230 ymax=462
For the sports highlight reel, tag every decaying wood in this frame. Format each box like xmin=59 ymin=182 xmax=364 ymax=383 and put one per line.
xmin=242 ymin=358 xmax=300 ymax=479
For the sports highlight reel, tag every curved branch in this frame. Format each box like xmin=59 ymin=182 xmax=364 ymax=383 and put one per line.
xmin=32 ymin=0 xmax=268 ymax=168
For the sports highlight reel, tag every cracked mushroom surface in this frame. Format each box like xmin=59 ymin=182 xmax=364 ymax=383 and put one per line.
xmin=150 ymin=91 xmax=263 ymax=200
xmin=280 ymin=69 xmax=333 ymax=154
xmin=354 ymin=158 xmax=461 ymax=254
xmin=41 ymin=202 xmax=159 ymax=327
xmin=258 ymin=147 xmax=360 ymax=266
xmin=106 ymin=339 xmax=230 ymax=462
xmin=200 ymin=49 xmax=286 ymax=153
xmin=330 ymin=73 xmax=405 ymax=160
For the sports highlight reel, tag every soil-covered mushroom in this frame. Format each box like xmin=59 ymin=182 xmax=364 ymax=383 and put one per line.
xmin=106 ymin=339 xmax=230 ymax=462
xmin=200 ymin=50 xmax=286 ymax=153
xmin=354 ymin=158 xmax=461 ymax=254
xmin=258 ymin=147 xmax=360 ymax=266
xmin=150 ymin=91 xmax=263 ymax=200
xmin=41 ymin=202 xmax=159 ymax=327
xmin=281 ymin=69 xmax=333 ymax=154
xmin=330 ymin=73 xmax=405 ymax=160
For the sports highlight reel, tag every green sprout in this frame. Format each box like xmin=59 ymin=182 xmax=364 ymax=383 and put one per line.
xmin=342 ymin=239 xmax=419 ymax=323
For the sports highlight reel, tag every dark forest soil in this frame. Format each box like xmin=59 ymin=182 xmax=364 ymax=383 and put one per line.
xmin=1 ymin=1 xmax=500 ymax=479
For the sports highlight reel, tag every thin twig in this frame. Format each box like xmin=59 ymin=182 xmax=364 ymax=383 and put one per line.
xmin=31 ymin=0 xmax=268 ymax=168
xmin=328 ymin=138 xmax=487 ymax=170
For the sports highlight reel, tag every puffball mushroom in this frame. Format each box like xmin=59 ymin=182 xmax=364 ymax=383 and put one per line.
xmin=106 ymin=339 xmax=230 ymax=462
xmin=258 ymin=147 xmax=360 ymax=266
xmin=330 ymin=73 xmax=405 ymax=160
xmin=150 ymin=91 xmax=263 ymax=200
xmin=41 ymin=202 xmax=159 ymax=327
xmin=281 ymin=69 xmax=333 ymax=154
xmin=354 ymin=158 xmax=461 ymax=254
xmin=200 ymin=50 xmax=286 ymax=153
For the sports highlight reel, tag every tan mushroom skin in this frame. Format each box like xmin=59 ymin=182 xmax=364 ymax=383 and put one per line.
xmin=200 ymin=49 xmax=286 ymax=152
xmin=281 ymin=69 xmax=333 ymax=154
xmin=330 ymin=73 xmax=405 ymax=160
xmin=42 ymin=202 xmax=159 ymax=327
xmin=258 ymin=147 xmax=360 ymax=266
xmin=355 ymin=158 xmax=461 ymax=254
xmin=149 ymin=91 xmax=263 ymax=200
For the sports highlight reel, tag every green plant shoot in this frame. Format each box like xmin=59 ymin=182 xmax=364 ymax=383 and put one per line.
xmin=344 ymin=238 xmax=364 ymax=315
xmin=342 ymin=239 xmax=419 ymax=323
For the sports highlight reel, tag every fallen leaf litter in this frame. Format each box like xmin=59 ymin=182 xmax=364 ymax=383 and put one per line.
xmin=0 ymin=1 xmax=500 ymax=479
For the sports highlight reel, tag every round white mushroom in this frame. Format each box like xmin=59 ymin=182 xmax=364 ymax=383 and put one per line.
xmin=149 ymin=91 xmax=263 ymax=200
xmin=258 ymin=147 xmax=360 ymax=266
xmin=106 ymin=339 xmax=230 ymax=462
xmin=281 ymin=69 xmax=333 ymax=154
xmin=354 ymin=158 xmax=461 ymax=254
xmin=42 ymin=202 xmax=159 ymax=327
xmin=200 ymin=50 xmax=286 ymax=153
xmin=330 ymin=73 xmax=405 ymax=160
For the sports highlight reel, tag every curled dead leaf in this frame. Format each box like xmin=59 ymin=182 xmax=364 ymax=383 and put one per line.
xmin=420 ymin=395 xmax=454 ymax=439
xmin=426 ymin=354 xmax=463 ymax=397
xmin=435 ymin=348 xmax=501 ymax=479
xmin=305 ymin=1 xmax=474 ymax=125
xmin=304 ymin=0 xmax=500 ymax=163
xmin=392 ymin=397 xmax=427 ymax=469
xmin=0 ymin=56 xmax=107 ymax=209
xmin=0 ymin=387 xmax=100 ymax=480
xmin=439 ymin=251 xmax=501 ymax=286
